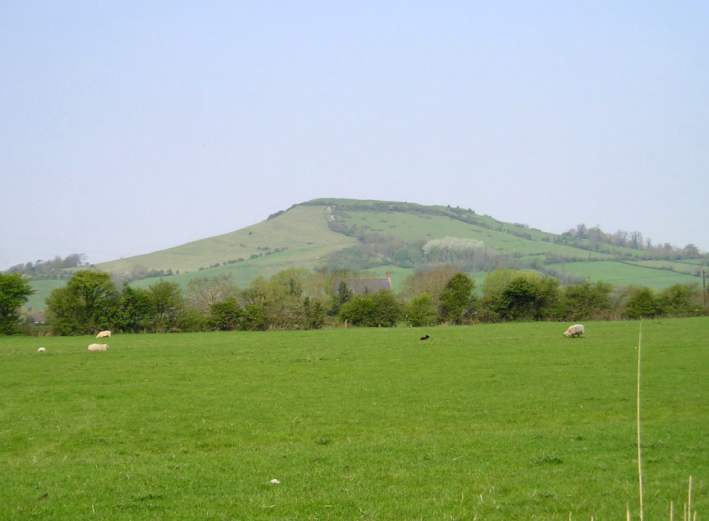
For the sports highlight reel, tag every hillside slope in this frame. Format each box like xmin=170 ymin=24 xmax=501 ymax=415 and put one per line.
xmin=98 ymin=205 xmax=356 ymax=274
xmin=24 ymin=198 xmax=706 ymax=311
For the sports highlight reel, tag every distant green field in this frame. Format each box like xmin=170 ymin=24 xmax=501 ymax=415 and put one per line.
xmin=339 ymin=209 xmax=607 ymax=260
xmin=129 ymin=243 xmax=343 ymax=291
xmin=1 ymin=319 xmax=707 ymax=520
xmin=25 ymin=278 xmax=66 ymax=312
xmin=554 ymin=261 xmax=701 ymax=289
xmin=629 ymin=259 xmax=705 ymax=275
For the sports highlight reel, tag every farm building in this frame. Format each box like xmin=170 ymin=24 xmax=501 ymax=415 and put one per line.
xmin=334 ymin=273 xmax=392 ymax=295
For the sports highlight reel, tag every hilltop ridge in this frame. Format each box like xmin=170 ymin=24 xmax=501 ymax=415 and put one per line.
xmin=18 ymin=198 xmax=707 ymax=310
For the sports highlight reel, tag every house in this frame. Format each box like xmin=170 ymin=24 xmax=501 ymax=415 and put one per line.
xmin=335 ymin=272 xmax=392 ymax=295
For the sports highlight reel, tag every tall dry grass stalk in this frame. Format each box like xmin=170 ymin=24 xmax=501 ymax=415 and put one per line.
xmin=637 ymin=322 xmax=644 ymax=521
xmin=541 ymin=322 xmax=699 ymax=520
xmin=632 ymin=324 xmax=698 ymax=521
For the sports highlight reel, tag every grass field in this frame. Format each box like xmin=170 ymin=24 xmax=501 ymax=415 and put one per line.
xmin=339 ymin=209 xmax=608 ymax=260
xmin=24 ymin=279 xmax=66 ymax=313
xmin=1 ymin=319 xmax=707 ymax=520
xmin=554 ymin=261 xmax=702 ymax=289
xmin=629 ymin=259 xmax=706 ymax=276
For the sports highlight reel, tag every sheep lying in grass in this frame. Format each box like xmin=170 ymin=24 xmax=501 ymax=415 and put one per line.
xmin=87 ymin=343 xmax=109 ymax=352
xmin=37 ymin=347 xmax=46 ymax=353
xmin=563 ymin=324 xmax=585 ymax=338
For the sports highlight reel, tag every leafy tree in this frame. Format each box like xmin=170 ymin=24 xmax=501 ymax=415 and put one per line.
xmin=240 ymin=303 xmax=268 ymax=331
xmin=0 ymin=273 xmax=34 ymax=334
xmin=45 ymin=288 xmax=79 ymax=335
xmin=302 ymin=297 xmax=325 ymax=329
xmin=46 ymin=270 xmax=119 ymax=335
xmin=561 ymin=282 xmax=612 ymax=320
xmin=340 ymin=291 xmax=401 ymax=327
xmin=147 ymin=281 xmax=184 ymax=332
xmin=117 ymin=286 xmax=152 ymax=332
xmin=657 ymin=284 xmax=700 ymax=316
xmin=330 ymin=281 xmax=353 ymax=315
xmin=264 ymin=270 xmax=308 ymax=328
xmin=402 ymin=265 xmax=459 ymax=303
xmin=492 ymin=276 xmax=559 ymax=321
xmin=208 ymin=298 xmax=242 ymax=330
xmin=405 ymin=293 xmax=438 ymax=327
xmin=439 ymin=273 xmax=476 ymax=324
xmin=624 ymin=288 xmax=660 ymax=319
xmin=185 ymin=275 xmax=237 ymax=314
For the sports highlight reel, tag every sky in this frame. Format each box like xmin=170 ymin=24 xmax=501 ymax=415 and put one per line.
xmin=1 ymin=1 xmax=708 ymax=269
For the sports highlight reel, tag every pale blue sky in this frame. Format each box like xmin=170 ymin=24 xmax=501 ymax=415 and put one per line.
xmin=1 ymin=1 xmax=707 ymax=269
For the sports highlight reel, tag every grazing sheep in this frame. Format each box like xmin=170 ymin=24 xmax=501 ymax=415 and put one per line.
xmin=87 ymin=343 xmax=109 ymax=352
xmin=37 ymin=347 xmax=46 ymax=353
xmin=563 ymin=324 xmax=585 ymax=338
xmin=96 ymin=330 xmax=111 ymax=339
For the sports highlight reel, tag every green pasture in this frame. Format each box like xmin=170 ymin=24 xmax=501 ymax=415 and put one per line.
xmin=339 ymin=209 xmax=607 ymax=260
xmin=629 ymin=260 xmax=705 ymax=276
xmin=554 ymin=261 xmax=701 ymax=289
xmin=23 ymin=278 xmax=66 ymax=313
xmin=2 ymin=318 xmax=707 ymax=520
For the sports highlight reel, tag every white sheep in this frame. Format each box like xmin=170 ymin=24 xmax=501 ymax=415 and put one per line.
xmin=37 ymin=347 xmax=46 ymax=353
xmin=96 ymin=330 xmax=112 ymax=339
xmin=563 ymin=324 xmax=585 ymax=338
xmin=87 ymin=343 xmax=109 ymax=352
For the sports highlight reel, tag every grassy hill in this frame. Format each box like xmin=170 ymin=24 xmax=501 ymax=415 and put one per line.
xmin=98 ymin=205 xmax=356 ymax=274
xmin=23 ymin=198 xmax=707 ymax=310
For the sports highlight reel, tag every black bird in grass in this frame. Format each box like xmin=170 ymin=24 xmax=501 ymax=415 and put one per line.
xmin=419 ymin=334 xmax=430 ymax=341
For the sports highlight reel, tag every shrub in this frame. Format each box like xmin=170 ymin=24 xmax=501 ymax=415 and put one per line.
xmin=0 ymin=273 xmax=34 ymax=335
xmin=406 ymin=293 xmax=439 ymax=327
xmin=240 ymin=303 xmax=268 ymax=331
xmin=561 ymin=282 xmax=613 ymax=320
xmin=208 ymin=298 xmax=242 ymax=331
xmin=624 ymin=288 xmax=660 ymax=319
xmin=340 ymin=291 xmax=401 ymax=327
xmin=46 ymin=270 xmax=119 ymax=335
xmin=488 ymin=275 xmax=559 ymax=321
xmin=657 ymin=284 xmax=702 ymax=316
xmin=438 ymin=273 xmax=476 ymax=324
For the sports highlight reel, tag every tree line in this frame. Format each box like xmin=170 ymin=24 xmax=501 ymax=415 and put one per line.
xmin=1 ymin=266 xmax=707 ymax=335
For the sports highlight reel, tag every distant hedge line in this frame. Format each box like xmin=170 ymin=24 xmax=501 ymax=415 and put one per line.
xmin=1 ymin=267 xmax=707 ymax=336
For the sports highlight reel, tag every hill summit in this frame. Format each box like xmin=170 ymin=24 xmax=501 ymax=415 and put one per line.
xmin=93 ymin=198 xmax=706 ymax=292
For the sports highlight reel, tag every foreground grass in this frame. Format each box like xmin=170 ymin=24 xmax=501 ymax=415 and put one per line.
xmin=1 ymin=319 xmax=707 ymax=520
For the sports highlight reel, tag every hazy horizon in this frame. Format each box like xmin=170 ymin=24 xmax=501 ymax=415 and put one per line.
xmin=2 ymin=2 xmax=708 ymax=270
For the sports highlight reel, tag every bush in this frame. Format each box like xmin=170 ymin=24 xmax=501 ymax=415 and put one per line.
xmin=0 ymin=273 xmax=34 ymax=334
xmin=406 ymin=294 xmax=439 ymax=327
xmin=487 ymin=275 xmax=559 ymax=321
xmin=438 ymin=273 xmax=476 ymax=324
xmin=561 ymin=282 xmax=613 ymax=321
xmin=240 ymin=303 xmax=268 ymax=331
xmin=340 ymin=291 xmax=401 ymax=327
xmin=657 ymin=284 xmax=702 ymax=316
xmin=117 ymin=286 xmax=152 ymax=333
xmin=302 ymin=297 xmax=326 ymax=330
xmin=46 ymin=270 xmax=119 ymax=335
xmin=623 ymin=288 xmax=660 ymax=319
xmin=208 ymin=298 xmax=242 ymax=331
